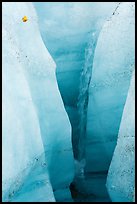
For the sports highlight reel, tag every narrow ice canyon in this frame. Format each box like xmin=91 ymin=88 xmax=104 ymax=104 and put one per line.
xmin=2 ymin=2 xmax=135 ymax=202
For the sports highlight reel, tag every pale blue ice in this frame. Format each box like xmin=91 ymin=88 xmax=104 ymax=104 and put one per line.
xmin=2 ymin=2 xmax=135 ymax=202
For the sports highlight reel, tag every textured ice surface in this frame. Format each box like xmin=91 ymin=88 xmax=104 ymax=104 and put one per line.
xmin=73 ymin=2 xmax=135 ymax=201
xmin=10 ymin=155 xmax=56 ymax=202
xmin=2 ymin=4 xmax=45 ymax=200
xmin=85 ymin=2 xmax=135 ymax=173
xmin=34 ymin=2 xmax=135 ymax=202
xmin=106 ymin=70 xmax=135 ymax=202
xmin=2 ymin=2 xmax=74 ymax=202
xmin=34 ymin=2 xmax=118 ymax=160
xmin=2 ymin=2 xmax=135 ymax=202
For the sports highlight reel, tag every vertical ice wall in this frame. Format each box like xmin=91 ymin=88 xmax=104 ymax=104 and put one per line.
xmin=106 ymin=70 xmax=135 ymax=202
xmin=2 ymin=18 xmax=48 ymax=202
xmin=75 ymin=2 xmax=135 ymax=200
xmin=85 ymin=2 xmax=135 ymax=173
xmin=2 ymin=2 xmax=74 ymax=202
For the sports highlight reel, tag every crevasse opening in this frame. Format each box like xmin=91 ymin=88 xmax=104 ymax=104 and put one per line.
xmin=2 ymin=2 xmax=135 ymax=202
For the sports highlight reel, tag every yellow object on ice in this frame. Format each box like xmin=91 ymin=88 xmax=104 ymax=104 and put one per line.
xmin=22 ymin=16 xmax=28 ymax=22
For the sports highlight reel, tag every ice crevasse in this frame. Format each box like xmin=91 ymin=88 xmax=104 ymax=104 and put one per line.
xmin=82 ymin=2 xmax=135 ymax=201
xmin=2 ymin=2 xmax=74 ymax=202
xmin=2 ymin=2 xmax=135 ymax=203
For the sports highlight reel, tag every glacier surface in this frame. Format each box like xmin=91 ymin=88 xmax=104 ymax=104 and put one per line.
xmin=2 ymin=2 xmax=135 ymax=202
xmin=2 ymin=2 xmax=74 ymax=202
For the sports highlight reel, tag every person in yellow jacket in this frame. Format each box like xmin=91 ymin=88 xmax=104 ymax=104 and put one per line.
xmin=22 ymin=16 xmax=28 ymax=22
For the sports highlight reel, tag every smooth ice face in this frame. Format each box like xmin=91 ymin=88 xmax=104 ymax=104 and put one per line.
xmin=71 ymin=3 xmax=135 ymax=201
xmin=106 ymin=70 xmax=135 ymax=202
xmin=2 ymin=4 xmax=45 ymax=200
xmin=2 ymin=2 xmax=74 ymax=202
xmin=85 ymin=2 xmax=135 ymax=173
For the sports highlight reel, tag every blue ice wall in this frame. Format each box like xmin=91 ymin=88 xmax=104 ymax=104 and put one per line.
xmin=2 ymin=2 xmax=135 ymax=202
xmin=75 ymin=2 xmax=135 ymax=201
xmin=2 ymin=2 xmax=74 ymax=202
xmin=85 ymin=2 xmax=135 ymax=173
xmin=34 ymin=2 xmax=118 ymax=159
xmin=34 ymin=2 xmax=135 ymax=202
xmin=106 ymin=70 xmax=135 ymax=202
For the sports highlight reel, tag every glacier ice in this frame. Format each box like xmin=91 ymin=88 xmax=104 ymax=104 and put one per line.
xmin=2 ymin=2 xmax=74 ymax=202
xmin=34 ymin=2 xmax=134 ymax=202
xmin=78 ymin=2 xmax=135 ymax=200
xmin=85 ymin=1 xmax=135 ymax=173
xmin=34 ymin=2 xmax=118 ymax=160
xmin=106 ymin=70 xmax=135 ymax=202
xmin=2 ymin=2 xmax=135 ymax=203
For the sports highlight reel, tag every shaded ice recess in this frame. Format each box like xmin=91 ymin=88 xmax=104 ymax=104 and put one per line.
xmin=80 ymin=2 xmax=135 ymax=201
xmin=2 ymin=2 xmax=74 ymax=202
xmin=35 ymin=2 xmax=134 ymax=202
xmin=34 ymin=2 xmax=118 ymax=161
xmin=34 ymin=2 xmax=135 ymax=202
xmin=106 ymin=70 xmax=135 ymax=202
